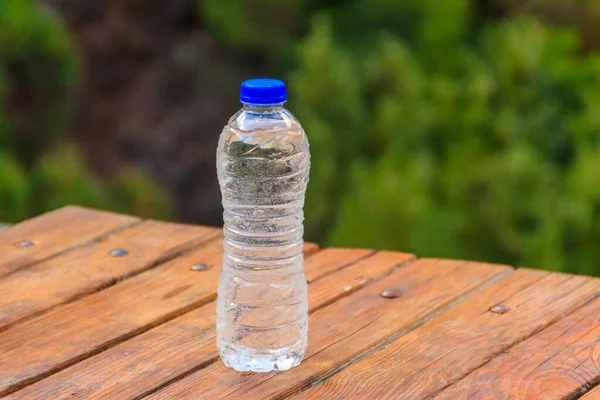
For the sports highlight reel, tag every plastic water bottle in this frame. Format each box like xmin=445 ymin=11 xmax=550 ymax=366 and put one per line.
xmin=216 ymin=79 xmax=310 ymax=372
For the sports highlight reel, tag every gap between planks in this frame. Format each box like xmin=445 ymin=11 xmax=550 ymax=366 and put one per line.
xmin=579 ymin=383 xmax=600 ymax=400
xmin=294 ymin=270 xmax=600 ymax=400
xmin=5 ymin=209 xmax=596 ymax=400
xmin=0 ymin=241 xmax=323 ymax=396
xmin=4 ymin=249 xmax=411 ymax=399
xmin=16 ymin=209 xmax=600 ymax=400
xmin=0 ymin=226 xmax=223 ymax=334
xmin=142 ymin=259 xmax=511 ymax=400
xmin=429 ymin=284 xmax=600 ymax=400
xmin=300 ymin=265 xmax=514 ymax=395
xmin=0 ymin=206 xmax=141 ymax=278
xmin=136 ymin=253 xmax=418 ymax=400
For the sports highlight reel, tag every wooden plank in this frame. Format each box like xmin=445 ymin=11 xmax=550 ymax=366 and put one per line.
xmin=0 ymin=220 xmax=221 ymax=331
xmin=433 ymin=294 xmax=600 ymax=400
xmin=582 ymin=386 xmax=600 ymax=399
xmin=303 ymin=247 xmax=373 ymax=282
xmin=145 ymin=259 xmax=511 ymax=400
xmin=302 ymin=242 xmax=320 ymax=257
xmin=0 ymin=239 xmax=320 ymax=396
xmin=296 ymin=269 xmax=600 ymax=400
xmin=0 ymin=206 xmax=139 ymax=277
xmin=0 ymin=240 xmax=223 ymax=395
xmin=306 ymin=250 xmax=411 ymax=309
xmin=4 ymin=249 xmax=403 ymax=399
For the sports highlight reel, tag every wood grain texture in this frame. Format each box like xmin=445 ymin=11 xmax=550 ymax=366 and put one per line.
xmin=297 ymin=269 xmax=600 ymax=400
xmin=0 ymin=240 xmax=224 ymax=396
xmin=306 ymin=250 xmax=413 ymax=310
xmin=582 ymin=386 xmax=600 ymax=399
xmin=0 ymin=206 xmax=139 ymax=277
xmin=0 ymin=220 xmax=220 ymax=331
xmin=146 ymin=259 xmax=510 ymax=400
xmin=434 ymin=292 xmax=600 ymax=400
xmin=303 ymin=247 xmax=373 ymax=282
xmin=5 ymin=249 xmax=396 ymax=400
xmin=7 ymin=207 xmax=600 ymax=400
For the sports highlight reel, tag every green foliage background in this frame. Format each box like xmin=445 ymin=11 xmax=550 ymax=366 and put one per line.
xmin=3 ymin=0 xmax=600 ymax=275
xmin=204 ymin=0 xmax=600 ymax=275
xmin=0 ymin=0 xmax=170 ymax=222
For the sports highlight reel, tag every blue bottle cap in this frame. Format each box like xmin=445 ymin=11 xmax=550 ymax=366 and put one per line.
xmin=240 ymin=78 xmax=287 ymax=105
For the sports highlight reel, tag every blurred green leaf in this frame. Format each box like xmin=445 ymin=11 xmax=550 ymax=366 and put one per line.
xmin=292 ymin=7 xmax=600 ymax=275
xmin=0 ymin=151 xmax=30 ymax=223
xmin=31 ymin=145 xmax=108 ymax=213
xmin=0 ymin=0 xmax=170 ymax=224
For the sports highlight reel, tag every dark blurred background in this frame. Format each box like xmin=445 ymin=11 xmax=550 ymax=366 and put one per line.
xmin=1 ymin=0 xmax=600 ymax=274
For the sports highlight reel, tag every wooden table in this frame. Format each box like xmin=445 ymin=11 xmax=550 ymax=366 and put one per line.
xmin=1 ymin=206 xmax=600 ymax=399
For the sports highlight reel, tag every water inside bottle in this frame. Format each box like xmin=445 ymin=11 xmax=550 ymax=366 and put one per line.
xmin=216 ymin=109 xmax=310 ymax=372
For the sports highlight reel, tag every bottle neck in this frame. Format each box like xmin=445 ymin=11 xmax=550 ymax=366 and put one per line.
xmin=242 ymin=102 xmax=285 ymax=113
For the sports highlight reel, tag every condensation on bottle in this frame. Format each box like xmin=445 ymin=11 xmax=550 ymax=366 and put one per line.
xmin=216 ymin=78 xmax=310 ymax=372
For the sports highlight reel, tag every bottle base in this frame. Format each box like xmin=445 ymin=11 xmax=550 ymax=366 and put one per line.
xmin=218 ymin=344 xmax=305 ymax=372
